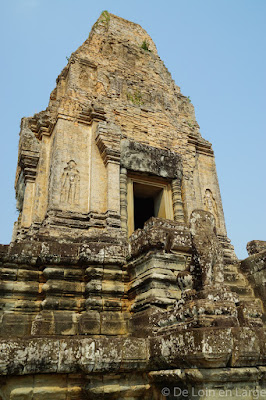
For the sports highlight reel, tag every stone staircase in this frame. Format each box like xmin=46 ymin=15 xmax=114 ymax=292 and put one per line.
xmin=224 ymin=263 xmax=265 ymax=326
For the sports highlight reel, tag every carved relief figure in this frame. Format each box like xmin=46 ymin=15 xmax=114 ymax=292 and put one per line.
xmin=60 ymin=160 xmax=80 ymax=205
xmin=204 ymin=189 xmax=219 ymax=226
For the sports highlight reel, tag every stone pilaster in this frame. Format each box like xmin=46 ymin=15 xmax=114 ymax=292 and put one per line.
xmin=107 ymin=160 xmax=120 ymax=214
xmin=171 ymin=177 xmax=185 ymax=224
xmin=19 ymin=151 xmax=39 ymax=228
xmin=120 ymin=167 xmax=128 ymax=234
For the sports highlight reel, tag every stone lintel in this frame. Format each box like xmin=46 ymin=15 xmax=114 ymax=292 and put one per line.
xmin=121 ymin=138 xmax=182 ymax=179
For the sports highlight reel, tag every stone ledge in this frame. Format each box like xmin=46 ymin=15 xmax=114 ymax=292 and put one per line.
xmin=149 ymin=327 xmax=266 ymax=369
xmin=1 ymin=241 xmax=127 ymax=266
xmin=0 ymin=337 xmax=149 ymax=376
xmin=149 ymin=366 xmax=266 ymax=383
xmin=1 ymin=327 xmax=266 ymax=376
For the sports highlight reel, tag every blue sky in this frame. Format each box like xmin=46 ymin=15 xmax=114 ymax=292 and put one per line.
xmin=1 ymin=0 xmax=265 ymax=259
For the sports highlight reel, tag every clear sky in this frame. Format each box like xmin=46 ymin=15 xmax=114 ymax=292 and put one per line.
xmin=1 ymin=0 xmax=265 ymax=259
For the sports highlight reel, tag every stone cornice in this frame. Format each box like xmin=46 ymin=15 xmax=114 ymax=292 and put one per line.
xmin=19 ymin=150 xmax=39 ymax=182
xmin=78 ymin=104 xmax=106 ymax=125
xmin=29 ymin=117 xmax=55 ymax=139
xmin=95 ymin=124 xmax=120 ymax=165
xmin=188 ymin=132 xmax=214 ymax=156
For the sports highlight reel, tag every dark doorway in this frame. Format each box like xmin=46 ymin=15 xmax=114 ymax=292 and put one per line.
xmin=134 ymin=195 xmax=154 ymax=230
xmin=133 ymin=182 xmax=163 ymax=230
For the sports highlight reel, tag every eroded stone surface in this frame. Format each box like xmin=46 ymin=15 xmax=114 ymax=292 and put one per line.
xmin=1 ymin=11 xmax=265 ymax=400
xmin=247 ymin=240 xmax=266 ymax=256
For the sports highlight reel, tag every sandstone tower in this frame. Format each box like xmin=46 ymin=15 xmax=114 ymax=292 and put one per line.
xmin=1 ymin=12 xmax=266 ymax=399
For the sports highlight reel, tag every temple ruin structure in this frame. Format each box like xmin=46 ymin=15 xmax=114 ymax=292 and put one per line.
xmin=0 ymin=12 xmax=266 ymax=399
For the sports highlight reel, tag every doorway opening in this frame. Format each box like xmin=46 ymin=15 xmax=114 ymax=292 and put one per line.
xmin=127 ymin=174 xmax=174 ymax=236
xmin=133 ymin=183 xmax=164 ymax=229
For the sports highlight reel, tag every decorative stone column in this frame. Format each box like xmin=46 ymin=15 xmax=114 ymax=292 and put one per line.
xmin=120 ymin=167 xmax=127 ymax=234
xmin=171 ymin=177 xmax=185 ymax=224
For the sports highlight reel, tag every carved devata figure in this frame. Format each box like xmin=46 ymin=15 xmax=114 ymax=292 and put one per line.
xmin=203 ymin=188 xmax=219 ymax=227
xmin=60 ymin=160 xmax=80 ymax=205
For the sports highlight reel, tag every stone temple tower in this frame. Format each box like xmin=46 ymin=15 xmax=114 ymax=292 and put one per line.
xmin=1 ymin=12 xmax=266 ymax=400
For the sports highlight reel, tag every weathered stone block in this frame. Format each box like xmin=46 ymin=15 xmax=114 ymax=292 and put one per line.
xmin=0 ymin=313 xmax=32 ymax=337
xmin=231 ymin=327 xmax=260 ymax=367
xmin=100 ymin=312 xmax=128 ymax=335
xmin=247 ymin=240 xmax=266 ymax=256
xmin=149 ymin=328 xmax=233 ymax=369
xmin=78 ymin=311 xmax=101 ymax=335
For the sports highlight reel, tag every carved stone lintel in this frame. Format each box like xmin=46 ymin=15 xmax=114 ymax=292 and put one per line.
xmin=121 ymin=139 xmax=182 ymax=178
